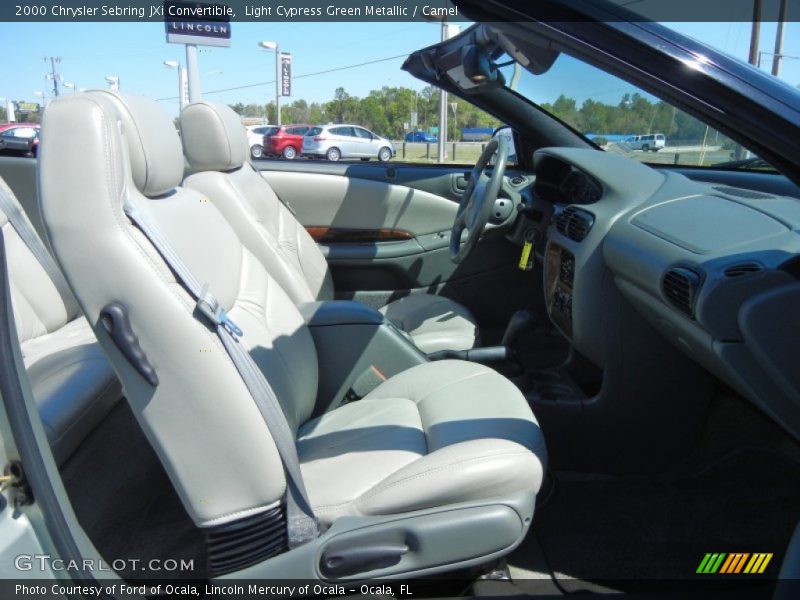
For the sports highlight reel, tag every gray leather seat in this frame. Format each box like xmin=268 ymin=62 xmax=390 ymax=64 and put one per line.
xmin=1 ymin=178 xmax=120 ymax=465
xmin=178 ymin=101 xmax=479 ymax=354
xmin=39 ymin=91 xmax=545 ymax=578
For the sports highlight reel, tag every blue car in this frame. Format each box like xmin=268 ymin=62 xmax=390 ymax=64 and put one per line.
xmin=405 ymin=130 xmax=438 ymax=143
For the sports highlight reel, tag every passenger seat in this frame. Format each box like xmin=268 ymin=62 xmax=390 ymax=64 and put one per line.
xmin=179 ymin=102 xmax=481 ymax=354
xmin=1 ymin=177 xmax=121 ymax=465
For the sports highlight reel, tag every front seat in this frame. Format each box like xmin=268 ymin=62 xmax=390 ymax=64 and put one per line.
xmin=40 ymin=91 xmax=546 ymax=579
xmin=178 ymin=101 xmax=479 ymax=354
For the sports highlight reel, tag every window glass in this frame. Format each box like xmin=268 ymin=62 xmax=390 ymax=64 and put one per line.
xmin=504 ymin=53 xmax=770 ymax=171
xmin=331 ymin=126 xmax=354 ymax=137
xmin=353 ymin=128 xmax=372 ymax=139
xmin=307 ymin=127 xmax=323 ymax=136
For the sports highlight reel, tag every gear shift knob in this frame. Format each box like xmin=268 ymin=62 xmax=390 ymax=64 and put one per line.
xmin=501 ymin=309 xmax=538 ymax=347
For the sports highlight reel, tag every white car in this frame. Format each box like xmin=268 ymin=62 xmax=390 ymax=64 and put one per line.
xmin=302 ymin=124 xmax=395 ymax=161
xmin=624 ymin=133 xmax=666 ymax=152
xmin=245 ymin=125 xmax=276 ymax=159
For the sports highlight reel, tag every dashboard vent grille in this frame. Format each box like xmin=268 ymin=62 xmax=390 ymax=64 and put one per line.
xmin=662 ymin=267 xmax=702 ymax=317
xmin=712 ymin=186 xmax=774 ymax=200
xmin=555 ymin=207 xmax=595 ymax=242
xmin=724 ymin=262 xmax=763 ymax=278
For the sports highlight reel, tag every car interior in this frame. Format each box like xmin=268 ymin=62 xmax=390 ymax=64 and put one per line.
xmin=0 ymin=8 xmax=799 ymax=598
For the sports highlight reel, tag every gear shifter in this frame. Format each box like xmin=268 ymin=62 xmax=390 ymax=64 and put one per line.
xmin=501 ymin=309 xmax=538 ymax=348
xmin=427 ymin=309 xmax=538 ymax=363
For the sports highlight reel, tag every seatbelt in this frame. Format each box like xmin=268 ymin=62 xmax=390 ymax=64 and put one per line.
xmin=122 ymin=199 xmax=319 ymax=548
xmin=0 ymin=178 xmax=78 ymax=314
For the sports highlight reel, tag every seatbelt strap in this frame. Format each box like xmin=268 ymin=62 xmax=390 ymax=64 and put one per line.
xmin=0 ymin=178 xmax=78 ymax=314
xmin=122 ymin=199 xmax=319 ymax=548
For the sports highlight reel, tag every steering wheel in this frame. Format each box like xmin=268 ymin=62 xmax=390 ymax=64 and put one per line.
xmin=449 ymin=135 xmax=510 ymax=264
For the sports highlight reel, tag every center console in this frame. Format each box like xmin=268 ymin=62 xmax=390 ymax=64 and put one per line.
xmin=299 ymin=301 xmax=428 ymax=415
xmin=544 ymin=242 xmax=575 ymax=338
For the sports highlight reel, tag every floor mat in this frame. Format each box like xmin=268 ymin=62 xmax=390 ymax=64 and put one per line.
xmin=506 ymin=388 xmax=800 ymax=595
xmin=517 ymin=447 xmax=800 ymax=591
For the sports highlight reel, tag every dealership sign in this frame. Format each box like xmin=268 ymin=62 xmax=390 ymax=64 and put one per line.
xmin=280 ymin=53 xmax=292 ymax=97
xmin=165 ymin=1 xmax=231 ymax=47
xmin=16 ymin=102 xmax=40 ymax=114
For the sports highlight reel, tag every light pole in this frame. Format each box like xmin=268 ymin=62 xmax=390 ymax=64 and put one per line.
xmin=185 ymin=45 xmax=201 ymax=103
xmin=164 ymin=60 xmax=188 ymax=110
xmin=259 ymin=40 xmax=280 ymax=126
xmin=63 ymin=82 xmax=77 ymax=93
xmin=450 ymin=102 xmax=458 ymax=142
xmin=105 ymin=76 xmax=120 ymax=91
xmin=437 ymin=24 xmax=460 ymax=161
xmin=43 ymin=56 xmax=62 ymax=97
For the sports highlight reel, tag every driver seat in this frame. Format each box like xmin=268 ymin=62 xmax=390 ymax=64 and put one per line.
xmin=179 ymin=102 xmax=479 ymax=353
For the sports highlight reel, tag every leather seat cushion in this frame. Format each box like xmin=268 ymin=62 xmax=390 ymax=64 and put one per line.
xmin=21 ymin=318 xmax=121 ymax=465
xmin=298 ymin=360 xmax=546 ymax=526
xmin=379 ymin=294 xmax=480 ymax=353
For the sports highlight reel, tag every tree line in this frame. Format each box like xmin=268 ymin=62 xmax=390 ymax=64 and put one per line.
xmin=230 ymin=86 xmax=730 ymax=146
xmin=541 ymin=92 xmax=730 ymax=145
xmin=229 ymin=85 xmax=501 ymax=140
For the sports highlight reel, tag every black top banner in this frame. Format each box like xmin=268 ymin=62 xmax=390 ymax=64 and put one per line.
xmin=3 ymin=0 xmax=799 ymax=22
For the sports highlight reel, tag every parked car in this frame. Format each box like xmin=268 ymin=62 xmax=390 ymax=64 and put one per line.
xmin=302 ymin=124 xmax=395 ymax=161
xmin=263 ymin=124 xmax=312 ymax=159
xmin=624 ymin=133 xmax=666 ymax=152
xmin=246 ymin=125 xmax=276 ymax=158
xmin=405 ymin=130 xmax=437 ymax=143
xmin=0 ymin=123 xmax=40 ymax=156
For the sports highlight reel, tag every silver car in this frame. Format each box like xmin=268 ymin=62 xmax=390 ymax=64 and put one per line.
xmin=302 ymin=124 xmax=395 ymax=161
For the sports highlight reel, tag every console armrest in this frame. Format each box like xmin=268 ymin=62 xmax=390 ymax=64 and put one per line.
xmin=299 ymin=301 xmax=384 ymax=327
xmin=299 ymin=301 xmax=427 ymax=415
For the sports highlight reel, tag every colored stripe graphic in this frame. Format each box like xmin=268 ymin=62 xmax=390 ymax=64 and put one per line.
xmin=719 ymin=554 xmax=736 ymax=573
xmin=698 ymin=552 xmax=773 ymax=574
xmin=733 ymin=553 xmax=750 ymax=573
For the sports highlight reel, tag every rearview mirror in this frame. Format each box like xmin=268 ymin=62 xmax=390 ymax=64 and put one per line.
xmin=462 ymin=45 xmax=505 ymax=88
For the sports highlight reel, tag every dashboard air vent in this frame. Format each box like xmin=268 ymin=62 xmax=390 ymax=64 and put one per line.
xmin=712 ymin=186 xmax=774 ymax=200
xmin=662 ymin=267 xmax=702 ymax=317
xmin=554 ymin=206 xmax=595 ymax=242
xmin=724 ymin=262 xmax=763 ymax=278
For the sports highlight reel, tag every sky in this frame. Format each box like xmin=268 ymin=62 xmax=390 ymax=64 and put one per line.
xmin=1 ymin=19 xmax=798 ymax=117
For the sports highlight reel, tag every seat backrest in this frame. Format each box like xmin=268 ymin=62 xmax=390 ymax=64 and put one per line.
xmin=0 ymin=177 xmax=77 ymax=348
xmin=39 ymin=91 xmax=319 ymax=528
xmin=179 ymin=102 xmax=334 ymax=304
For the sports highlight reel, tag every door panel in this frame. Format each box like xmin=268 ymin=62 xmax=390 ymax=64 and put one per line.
xmin=261 ymin=170 xmax=458 ymax=236
xmin=257 ymin=163 xmax=541 ymax=329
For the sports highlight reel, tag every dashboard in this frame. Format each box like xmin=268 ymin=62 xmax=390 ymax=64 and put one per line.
xmin=523 ymin=147 xmax=800 ymax=441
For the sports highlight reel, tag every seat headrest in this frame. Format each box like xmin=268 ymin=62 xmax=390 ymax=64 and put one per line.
xmin=179 ymin=101 xmax=248 ymax=172
xmin=78 ymin=91 xmax=184 ymax=197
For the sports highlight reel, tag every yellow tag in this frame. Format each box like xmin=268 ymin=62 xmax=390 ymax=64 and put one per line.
xmin=518 ymin=241 xmax=532 ymax=270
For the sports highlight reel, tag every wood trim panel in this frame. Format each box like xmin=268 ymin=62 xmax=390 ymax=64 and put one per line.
xmin=305 ymin=227 xmax=413 ymax=243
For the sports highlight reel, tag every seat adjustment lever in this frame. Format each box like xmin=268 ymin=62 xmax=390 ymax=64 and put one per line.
xmin=321 ymin=542 xmax=409 ymax=576
xmin=100 ymin=302 xmax=159 ymax=387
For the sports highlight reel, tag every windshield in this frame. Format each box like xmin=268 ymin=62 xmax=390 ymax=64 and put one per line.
xmin=502 ymin=53 xmax=774 ymax=172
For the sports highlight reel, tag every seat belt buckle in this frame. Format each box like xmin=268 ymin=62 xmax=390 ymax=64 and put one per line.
xmin=344 ymin=365 xmax=387 ymax=403
xmin=197 ymin=286 xmax=244 ymax=338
